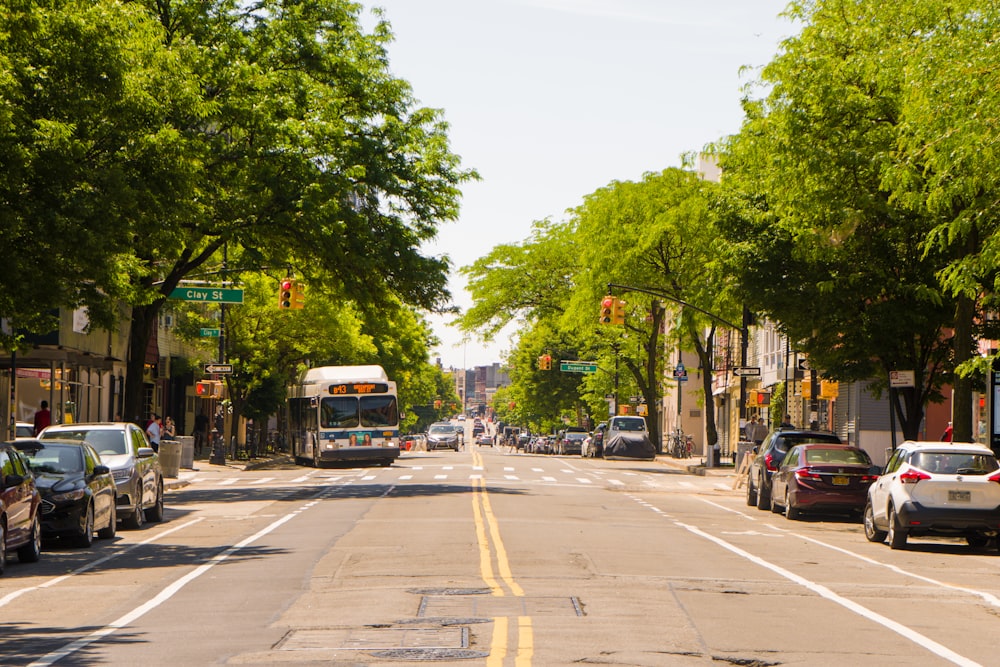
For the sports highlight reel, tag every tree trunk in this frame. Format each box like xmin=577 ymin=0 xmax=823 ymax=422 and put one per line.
xmin=123 ymin=302 xmax=164 ymax=425
xmin=952 ymin=294 xmax=975 ymax=442
xmin=691 ymin=325 xmax=718 ymax=449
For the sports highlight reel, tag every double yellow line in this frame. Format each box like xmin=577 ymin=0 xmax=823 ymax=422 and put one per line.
xmin=471 ymin=451 xmax=533 ymax=666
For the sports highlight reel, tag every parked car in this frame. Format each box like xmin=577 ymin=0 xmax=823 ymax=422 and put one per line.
xmin=864 ymin=441 xmax=1000 ymax=550
xmin=39 ymin=423 xmax=163 ymax=529
xmin=427 ymin=423 xmax=461 ymax=451
xmin=769 ymin=443 xmax=878 ymax=520
xmin=14 ymin=439 xmax=116 ymax=546
xmin=558 ymin=430 xmax=588 ymax=455
xmin=476 ymin=434 xmax=493 ymax=446
xmin=15 ymin=422 xmax=35 ymax=439
xmin=745 ymin=429 xmax=842 ymax=510
xmin=0 ymin=442 xmax=42 ymax=575
xmin=603 ymin=416 xmax=655 ymax=460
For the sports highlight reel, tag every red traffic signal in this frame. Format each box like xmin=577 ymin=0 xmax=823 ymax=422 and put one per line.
xmin=599 ymin=295 xmax=615 ymax=324
xmin=279 ymin=279 xmax=294 ymax=309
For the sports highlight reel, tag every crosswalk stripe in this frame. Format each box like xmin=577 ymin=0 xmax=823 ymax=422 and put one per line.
xmin=398 ymin=475 xmax=413 ymax=480
xmin=218 ymin=478 xmax=238 ymax=486
xmin=576 ymin=478 xmax=592 ymax=484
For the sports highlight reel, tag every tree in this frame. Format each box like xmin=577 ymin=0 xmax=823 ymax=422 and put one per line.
xmin=717 ymin=0 xmax=959 ymax=440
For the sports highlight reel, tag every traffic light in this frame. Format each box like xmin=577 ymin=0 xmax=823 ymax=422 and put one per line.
xmin=278 ymin=279 xmax=294 ymax=309
xmin=196 ymin=381 xmax=211 ymax=396
xmin=538 ymin=354 xmax=552 ymax=370
xmin=599 ymin=295 xmax=615 ymax=324
xmin=756 ymin=391 xmax=771 ymax=406
xmin=291 ymin=280 xmax=305 ymax=309
xmin=612 ymin=298 xmax=626 ymax=325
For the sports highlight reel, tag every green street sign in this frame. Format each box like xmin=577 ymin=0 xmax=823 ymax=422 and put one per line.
xmin=169 ymin=287 xmax=244 ymax=304
xmin=199 ymin=328 xmax=221 ymax=338
xmin=560 ymin=361 xmax=598 ymax=373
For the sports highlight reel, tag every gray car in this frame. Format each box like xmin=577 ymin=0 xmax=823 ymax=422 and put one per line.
xmin=427 ymin=423 xmax=461 ymax=451
xmin=39 ymin=422 xmax=164 ymax=529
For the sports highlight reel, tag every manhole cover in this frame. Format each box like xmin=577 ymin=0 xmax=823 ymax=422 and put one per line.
xmin=276 ymin=626 xmax=467 ymax=651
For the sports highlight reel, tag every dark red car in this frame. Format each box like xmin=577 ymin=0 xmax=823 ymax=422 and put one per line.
xmin=769 ymin=443 xmax=879 ymax=520
xmin=1 ymin=442 xmax=42 ymax=574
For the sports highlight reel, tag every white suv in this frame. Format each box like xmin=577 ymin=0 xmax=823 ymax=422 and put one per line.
xmin=864 ymin=441 xmax=1000 ymax=550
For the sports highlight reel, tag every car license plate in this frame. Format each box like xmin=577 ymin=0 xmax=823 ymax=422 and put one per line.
xmin=948 ymin=490 xmax=971 ymax=502
xmin=832 ymin=476 xmax=849 ymax=486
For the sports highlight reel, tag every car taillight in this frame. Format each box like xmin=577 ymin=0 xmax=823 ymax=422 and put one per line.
xmin=988 ymin=471 xmax=1000 ymax=485
xmin=861 ymin=475 xmax=879 ymax=483
xmin=899 ymin=469 xmax=930 ymax=484
xmin=794 ymin=468 xmax=822 ymax=480
xmin=764 ymin=453 xmax=777 ymax=471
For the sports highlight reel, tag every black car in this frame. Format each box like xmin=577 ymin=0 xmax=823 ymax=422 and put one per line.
xmin=14 ymin=439 xmax=117 ymax=547
xmin=745 ymin=429 xmax=842 ymax=510
xmin=0 ymin=442 xmax=42 ymax=575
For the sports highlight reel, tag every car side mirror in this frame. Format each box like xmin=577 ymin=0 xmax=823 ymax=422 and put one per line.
xmin=3 ymin=473 xmax=26 ymax=487
xmin=93 ymin=465 xmax=111 ymax=475
xmin=751 ymin=446 xmax=759 ymax=455
xmin=137 ymin=447 xmax=156 ymax=458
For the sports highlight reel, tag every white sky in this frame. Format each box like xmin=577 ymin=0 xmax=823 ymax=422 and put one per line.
xmin=363 ymin=0 xmax=796 ymax=369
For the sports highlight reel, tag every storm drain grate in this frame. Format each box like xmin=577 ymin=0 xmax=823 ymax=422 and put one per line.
xmin=275 ymin=626 xmax=467 ymax=651
xmin=368 ymin=648 xmax=490 ymax=661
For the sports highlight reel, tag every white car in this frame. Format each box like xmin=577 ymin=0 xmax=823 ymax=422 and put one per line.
xmin=864 ymin=441 xmax=1000 ymax=550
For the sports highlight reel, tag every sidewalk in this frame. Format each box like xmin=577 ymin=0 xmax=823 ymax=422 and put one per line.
xmin=654 ymin=453 xmax=739 ymax=478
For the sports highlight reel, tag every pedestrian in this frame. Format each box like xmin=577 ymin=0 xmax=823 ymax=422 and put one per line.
xmin=163 ymin=416 xmax=177 ymax=440
xmin=146 ymin=414 xmax=162 ymax=453
xmin=941 ymin=421 xmax=953 ymax=442
xmin=745 ymin=416 xmax=767 ymax=445
xmin=33 ymin=400 xmax=51 ymax=436
xmin=193 ymin=411 xmax=209 ymax=457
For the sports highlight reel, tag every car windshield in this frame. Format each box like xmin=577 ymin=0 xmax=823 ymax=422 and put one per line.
xmin=43 ymin=429 xmax=127 ymax=456
xmin=804 ymin=448 xmax=871 ymax=465
xmin=911 ymin=451 xmax=999 ymax=475
xmin=776 ymin=433 xmax=840 ymax=454
xmin=429 ymin=425 xmax=453 ymax=435
xmin=22 ymin=444 xmax=83 ymax=474
xmin=613 ymin=418 xmax=646 ymax=431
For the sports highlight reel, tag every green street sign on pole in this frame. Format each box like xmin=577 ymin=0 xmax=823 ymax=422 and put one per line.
xmin=560 ymin=361 xmax=598 ymax=373
xmin=169 ymin=286 xmax=244 ymax=304
xmin=199 ymin=328 xmax=221 ymax=338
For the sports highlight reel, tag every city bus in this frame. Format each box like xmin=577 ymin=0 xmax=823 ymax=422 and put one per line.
xmin=287 ymin=365 xmax=401 ymax=467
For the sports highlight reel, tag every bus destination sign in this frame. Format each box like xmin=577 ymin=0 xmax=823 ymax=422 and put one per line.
xmin=329 ymin=382 xmax=389 ymax=395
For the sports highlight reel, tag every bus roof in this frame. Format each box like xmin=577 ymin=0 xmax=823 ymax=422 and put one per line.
xmin=299 ymin=365 xmax=389 ymax=384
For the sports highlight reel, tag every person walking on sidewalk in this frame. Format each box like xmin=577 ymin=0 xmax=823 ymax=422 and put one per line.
xmin=33 ymin=400 xmax=51 ymax=436
xmin=146 ymin=414 xmax=162 ymax=453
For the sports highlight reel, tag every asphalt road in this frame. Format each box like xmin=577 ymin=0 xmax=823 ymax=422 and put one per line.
xmin=2 ymin=445 xmax=998 ymax=666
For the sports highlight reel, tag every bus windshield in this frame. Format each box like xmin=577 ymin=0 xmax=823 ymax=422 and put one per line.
xmin=360 ymin=395 xmax=398 ymax=427
xmin=321 ymin=397 xmax=360 ymax=429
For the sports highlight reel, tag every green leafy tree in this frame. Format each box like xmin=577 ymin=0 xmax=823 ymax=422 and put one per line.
xmin=717 ymin=0 xmax=958 ymax=440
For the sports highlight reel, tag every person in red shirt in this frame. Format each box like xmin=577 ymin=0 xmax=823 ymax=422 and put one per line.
xmin=33 ymin=400 xmax=51 ymax=435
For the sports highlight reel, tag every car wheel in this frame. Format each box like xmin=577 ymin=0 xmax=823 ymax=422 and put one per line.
xmin=863 ymin=502 xmax=887 ymax=543
xmin=98 ymin=500 xmax=117 ymax=540
xmin=145 ymin=480 xmax=165 ymax=523
xmin=967 ymin=535 xmax=990 ymax=549
xmin=745 ymin=474 xmax=757 ymax=506
xmin=18 ymin=513 xmax=41 ymax=563
xmin=887 ymin=505 xmax=907 ymax=549
xmin=755 ymin=473 xmax=769 ymax=510
xmin=124 ymin=493 xmax=144 ymax=530
xmin=76 ymin=504 xmax=95 ymax=548
xmin=784 ymin=489 xmax=800 ymax=520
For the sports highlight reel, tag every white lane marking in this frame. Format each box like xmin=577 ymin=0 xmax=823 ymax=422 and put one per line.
xmin=469 ymin=474 xmax=482 ymax=480
xmin=473 ymin=466 xmax=484 ymax=471
xmin=576 ymin=478 xmax=592 ymax=484
xmin=0 ymin=519 xmax=204 ymax=609
xmin=609 ymin=479 xmax=624 ymax=486
xmin=715 ymin=483 xmax=732 ymax=490
xmin=217 ymin=478 xmax=239 ymax=486
xmin=249 ymin=477 xmax=274 ymax=485
xmin=640 ymin=496 xmax=980 ymax=667
xmin=361 ymin=475 xmax=376 ymax=481
xmin=505 ymin=475 xmax=519 ymax=481
xmin=561 ymin=469 xmax=573 ymax=474
xmin=398 ymin=475 xmax=413 ymax=480
xmin=28 ymin=490 xmax=337 ymax=667
xmin=532 ymin=468 xmax=544 ymax=472
xmin=434 ymin=475 xmax=448 ymax=480
xmin=504 ymin=467 xmax=515 ymax=472
xmin=412 ymin=466 xmax=424 ymax=470
xmin=763 ymin=523 xmax=1000 ymax=610
xmin=541 ymin=476 xmax=556 ymax=482
xmin=291 ymin=474 xmax=313 ymax=483
xmin=443 ymin=466 xmax=454 ymax=470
